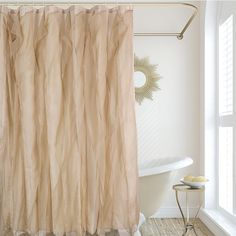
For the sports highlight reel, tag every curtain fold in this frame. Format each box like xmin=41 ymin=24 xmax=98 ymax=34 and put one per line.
xmin=0 ymin=6 xmax=139 ymax=236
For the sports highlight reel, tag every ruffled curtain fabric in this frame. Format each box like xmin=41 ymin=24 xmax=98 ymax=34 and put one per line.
xmin=0 ymin=6 xmax=139 ymax=236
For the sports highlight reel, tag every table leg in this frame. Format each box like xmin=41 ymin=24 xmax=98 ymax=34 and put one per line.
xmin=182 ymin=227 xmax=188 ymax=236
xmin=175 ymin=190 xmax=200 ymax=236
xmin=186 ymin=192 xmax=189 ymax=224
xmin=192 ymin=199 xmax=203 ymax=226
xmin=175 ymin=190 xmax=186 ymax=226
xmin=193 ymin=226 xmax=198 ymax=236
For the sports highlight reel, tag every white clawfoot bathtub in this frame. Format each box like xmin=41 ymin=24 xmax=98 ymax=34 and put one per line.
xmin=139 ymin=156 xmax=193 ymax=217
xmin=135 ymin=156 xmax=193 ymax=236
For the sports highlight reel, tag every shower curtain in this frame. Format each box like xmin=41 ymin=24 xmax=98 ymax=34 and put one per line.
xmin=0 ymin=5 xmax=139 ymax=236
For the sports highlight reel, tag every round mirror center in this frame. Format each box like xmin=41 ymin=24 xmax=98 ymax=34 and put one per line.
xmin=134 ymin=71 xmax=146 ymax=88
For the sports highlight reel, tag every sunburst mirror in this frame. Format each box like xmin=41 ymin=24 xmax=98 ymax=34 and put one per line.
xmin=134 ymin=55 xmax=161 ymax=105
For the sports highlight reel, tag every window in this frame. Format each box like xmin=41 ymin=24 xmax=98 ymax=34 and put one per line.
xmin=219 ymin=15 xmax=233 ymax=116
xmin=218 ymin=14 xmax=235 ymax=216
xmin=203 ymin=2 xmax=236 ymax=233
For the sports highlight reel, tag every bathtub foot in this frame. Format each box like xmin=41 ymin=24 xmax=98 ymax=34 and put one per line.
xmin=134 ymin=230 xmax=142 ymax=236
xmin=134 ymin=212 xmax=146 ymax=236
xmin=138 ymin=212 xmax=146 ymax=228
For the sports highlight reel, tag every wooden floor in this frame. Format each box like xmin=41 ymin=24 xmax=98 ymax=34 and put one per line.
xmin=140 ymin=218 xmax=215 ymax=236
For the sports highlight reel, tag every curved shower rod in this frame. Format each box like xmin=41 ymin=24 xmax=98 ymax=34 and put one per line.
xmin=0 ymin=1 xmax=198 ymax=40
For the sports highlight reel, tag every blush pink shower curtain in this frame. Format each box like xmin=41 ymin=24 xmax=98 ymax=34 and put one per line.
xmin=0 ymin=5 xmax=139 ymax=236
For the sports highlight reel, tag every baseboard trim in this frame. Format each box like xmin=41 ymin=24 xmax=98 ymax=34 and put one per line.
xmin=150 ymin=207 xmax=199 ymax=218
xmin=199 ymin=209 xmax=236 ymax=236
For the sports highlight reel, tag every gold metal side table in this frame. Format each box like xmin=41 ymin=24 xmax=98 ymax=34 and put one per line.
xmin=173 ymin=184 xmax=205 ymax=236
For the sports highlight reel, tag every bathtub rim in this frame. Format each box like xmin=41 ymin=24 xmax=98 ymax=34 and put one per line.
xmin=139 ymin=156 xmax=193 ymax=177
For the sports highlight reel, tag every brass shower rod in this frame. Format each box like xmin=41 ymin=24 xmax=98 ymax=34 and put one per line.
xmin=0 ymin=2 xmax=198 ymax=40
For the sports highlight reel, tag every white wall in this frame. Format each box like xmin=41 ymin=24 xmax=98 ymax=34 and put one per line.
xmin=134 ymin=1 xmax=201 ymax=216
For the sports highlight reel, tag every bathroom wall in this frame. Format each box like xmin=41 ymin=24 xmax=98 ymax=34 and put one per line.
xmin=134 ymin=1 xmax=201 ymax=217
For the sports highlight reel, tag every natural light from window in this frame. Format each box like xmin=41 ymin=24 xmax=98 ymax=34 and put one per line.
xmin=218 ymin=14 xmax=234 ymax=215
xmin=219 ymin=127 xmax=233 ymax=213
xmin=219 ymin=15 xmax=233 ymax=116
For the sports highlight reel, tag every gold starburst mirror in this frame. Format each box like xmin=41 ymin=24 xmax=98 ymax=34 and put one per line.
xmin=134 ymin=55 xmax=161 ymax=105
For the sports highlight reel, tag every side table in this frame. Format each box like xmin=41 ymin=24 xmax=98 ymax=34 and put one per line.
xmin=173 ymin=184 xmax=205 ymax=236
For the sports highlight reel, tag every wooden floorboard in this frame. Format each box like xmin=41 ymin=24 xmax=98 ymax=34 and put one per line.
xmin=140 ymin=218 xmax=215 ymax=236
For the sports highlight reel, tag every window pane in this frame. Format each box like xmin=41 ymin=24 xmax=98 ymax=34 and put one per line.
xmin=219 ymin=127 xmax=233 ymax=213
xmin=219 ymin=15 xmax=233 ymax=115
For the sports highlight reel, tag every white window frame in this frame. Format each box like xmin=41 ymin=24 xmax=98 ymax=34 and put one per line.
xmin=216 ymin=3 xmax=236 ymax=222
xmin=201 ymin=2 xmax=236 ymax=234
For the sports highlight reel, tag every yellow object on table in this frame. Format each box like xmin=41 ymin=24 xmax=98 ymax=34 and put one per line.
xmin=184 ymin=175 xmax=208 ymax=182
